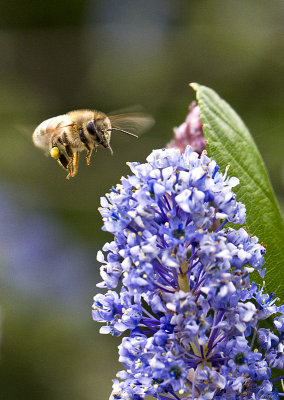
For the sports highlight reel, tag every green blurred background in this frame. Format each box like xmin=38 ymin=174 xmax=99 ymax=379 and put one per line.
xmin=0 ymin=1 xmax=283 ymax=399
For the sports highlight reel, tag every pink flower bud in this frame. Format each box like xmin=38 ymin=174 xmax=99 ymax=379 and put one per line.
xmin=167 ymin=102 xmax=206 ymax=154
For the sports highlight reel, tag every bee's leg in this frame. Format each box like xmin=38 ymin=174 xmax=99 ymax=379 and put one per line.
xmin=61 ymin=132 xmax=75 ymax=179
xmin=49 ymin=135 xmax=70 ymax=176
xmin=86 ymin=149 xmax=92 ymax=165
xmin=53 ymin=150 xmax=71 ymax=177
xmin=65 ymin=162 xmax=73 ymax=180
xmin=58 ymin=153 xmax=70 ymax=176
xmin=55 ymin=151 xmax=72 ymax=179
xmin=71 ymin=151 xmax=79 ymax=178
xmin=49 ymin=134 xmax=73 ymax=179
xmin=79 ymin=128 xmax=92 ymax=165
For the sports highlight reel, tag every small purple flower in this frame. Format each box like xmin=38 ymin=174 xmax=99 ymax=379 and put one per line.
xmin=266 ymin=342 xmax=284 ymax=369
xmin=274 ymin=314 xmax=284 ymax=332
xmin=258 ymin=328 xmax=279 ymax=350
xmin=92 ymin=289 xmax=142 ymax=336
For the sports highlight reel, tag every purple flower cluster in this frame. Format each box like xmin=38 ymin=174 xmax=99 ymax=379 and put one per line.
xmin=93 ymin=147 xmax=284 ymax=400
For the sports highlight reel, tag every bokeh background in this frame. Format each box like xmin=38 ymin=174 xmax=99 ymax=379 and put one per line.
xmin=0 ymin=1 xmax=283 ymax=399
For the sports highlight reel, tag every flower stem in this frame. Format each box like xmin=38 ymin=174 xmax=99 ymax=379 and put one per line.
xmin=178 ymin=260 xmax=190 ymax=292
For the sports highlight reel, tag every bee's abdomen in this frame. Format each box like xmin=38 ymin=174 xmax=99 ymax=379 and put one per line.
xmin=32 ymin=115 xmax=71 ymax=150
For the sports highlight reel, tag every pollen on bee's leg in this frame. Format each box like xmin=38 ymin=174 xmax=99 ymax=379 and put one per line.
xmin=50 ymin=147 xmax=60 ymax=159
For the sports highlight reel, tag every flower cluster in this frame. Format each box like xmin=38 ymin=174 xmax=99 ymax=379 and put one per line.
xmin=93 ymin=147 xmax=284 ymax=400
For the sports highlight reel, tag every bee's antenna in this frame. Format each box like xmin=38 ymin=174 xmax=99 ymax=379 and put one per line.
xmin=107 ymin=141 xmax=114 ymax=155
xmin=108 ymin=127 xmax=138 ymax=138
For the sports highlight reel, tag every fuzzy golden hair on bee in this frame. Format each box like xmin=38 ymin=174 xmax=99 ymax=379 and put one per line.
xmin=32 ymin=109 xmax=154 ymax=179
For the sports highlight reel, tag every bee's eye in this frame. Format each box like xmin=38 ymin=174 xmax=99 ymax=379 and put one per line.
xmin=86 ymin=121 xmax=96 ymax=135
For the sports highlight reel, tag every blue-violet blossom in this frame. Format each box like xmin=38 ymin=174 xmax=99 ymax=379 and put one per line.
xmin=93 ymin=146 xmax=284 ymax=400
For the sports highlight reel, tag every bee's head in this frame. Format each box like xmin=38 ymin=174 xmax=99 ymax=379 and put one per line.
xmin=86 ymin=116 xmax=112 ymax=153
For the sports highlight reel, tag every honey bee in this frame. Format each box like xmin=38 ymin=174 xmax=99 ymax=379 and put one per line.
xmin=33 ymin=109 xmax=154 ymax=179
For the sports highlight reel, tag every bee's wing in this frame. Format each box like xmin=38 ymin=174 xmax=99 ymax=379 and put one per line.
xmin=15 ymin=124 xmax=34 ymax=140
xmin=109 ymin=112 xmax=155 ymax=137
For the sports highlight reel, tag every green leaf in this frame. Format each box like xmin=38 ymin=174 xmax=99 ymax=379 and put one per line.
xmin=191 ymin=83 xmax=284 ymax=299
